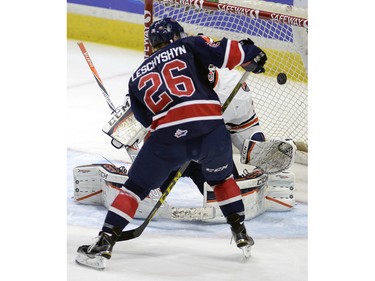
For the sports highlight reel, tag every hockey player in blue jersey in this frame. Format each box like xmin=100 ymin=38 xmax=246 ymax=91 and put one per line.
xmin=76 ymin=17 xmax=267 ymax=269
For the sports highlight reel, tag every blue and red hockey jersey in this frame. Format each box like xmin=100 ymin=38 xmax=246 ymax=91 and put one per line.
xmin=128 ymin=36 xmax=262 ymax=144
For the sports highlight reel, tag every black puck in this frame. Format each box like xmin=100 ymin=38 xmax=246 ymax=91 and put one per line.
xmin=277 ymin=73 xmax=287 ymax=85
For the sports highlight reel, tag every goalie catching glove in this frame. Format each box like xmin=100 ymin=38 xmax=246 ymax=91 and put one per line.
xmin=240 ymin=138 xmax=296 ymax=174
xmin=239 ymin=38 xmax=267 ymax=74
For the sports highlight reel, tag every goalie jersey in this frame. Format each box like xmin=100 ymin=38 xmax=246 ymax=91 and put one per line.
xmin=128 ymin=36 xmax=260 ymax=144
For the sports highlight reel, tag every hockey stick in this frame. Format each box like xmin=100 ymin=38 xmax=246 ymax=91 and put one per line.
xmin=77 ymin=42 xmax=116 ymax=112
xmin=117 ymin=70 xmax=251 ymax=241
xmin=221 ymin=71 xmax=250 ymax=110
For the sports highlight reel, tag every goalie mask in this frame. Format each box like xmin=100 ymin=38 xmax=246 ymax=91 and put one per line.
xmin=148 ymin=18 xmax=186 ymax=49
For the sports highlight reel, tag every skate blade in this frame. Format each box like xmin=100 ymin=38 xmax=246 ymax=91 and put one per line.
xmin=75 ymin=252 xmax=106 ymax=270
xmin=241 ymin=245 xmax=252 ymax=259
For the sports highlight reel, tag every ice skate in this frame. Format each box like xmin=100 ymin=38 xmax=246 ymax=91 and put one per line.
xmin=231 ymin=223 xmax=254 ymax=258
xmin=75 ymin=231 xmax=118 ymax=269
xmin=228 ymin=214 xmax=254 ymax=258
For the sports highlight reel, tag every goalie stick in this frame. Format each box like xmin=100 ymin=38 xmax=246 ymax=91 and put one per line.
xmin=77 ymin=42 xmax=116 ymax=112
xmin=117 ymin=70 xmax=252 ymax=242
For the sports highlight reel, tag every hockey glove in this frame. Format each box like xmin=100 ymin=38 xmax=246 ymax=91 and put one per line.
xmin=241 ymin=51 xmax=267 ymax=74
xmin=239 ymin=38 xmax=267 ymax=74
xmin=239 ymin=38 xmax=255 ymax=46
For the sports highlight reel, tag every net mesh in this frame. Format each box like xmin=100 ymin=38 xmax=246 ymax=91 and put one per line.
xmin=150 ymin=0 xmax=308 ymax=152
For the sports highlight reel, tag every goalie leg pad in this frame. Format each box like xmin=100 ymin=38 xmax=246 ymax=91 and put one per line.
xmin=73 ymin=164 xmax=128 ymax=207
xmin=73 ymin=164 xmax=169 ymax=220
xmin=266 ymin=171 xmax=295 ymax=211
xmin=240 ymin=139 xmax=296 ymax=174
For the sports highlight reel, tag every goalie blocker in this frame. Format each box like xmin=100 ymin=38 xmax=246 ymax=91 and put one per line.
xmin=101 ymin=102 xmax=148 ymax=162
xmin=73 ymin=163 xmax=295 ymax=222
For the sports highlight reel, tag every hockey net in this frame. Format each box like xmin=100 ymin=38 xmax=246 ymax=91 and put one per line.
xmin=144 ymin=0 xmax=308 ymax=164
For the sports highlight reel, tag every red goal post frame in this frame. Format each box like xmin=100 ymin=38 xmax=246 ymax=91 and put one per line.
xmin=144 ymin=0 xmax=154 ymax=58
xmin=143 ymin=0 xmax=308 ymax=58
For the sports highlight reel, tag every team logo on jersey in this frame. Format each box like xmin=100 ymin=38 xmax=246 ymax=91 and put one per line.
xmin=200 ymin=35 xmax=221 ymax=47
xmin=208 ymin=71 xmax=215 ymax=83
xmin=208 ymin=64 xmax=217 ymax=83
xmin=207 ymin=41 xmax=220 ymax=47
xmin=174 ymin=129 xmax=188 ymax=138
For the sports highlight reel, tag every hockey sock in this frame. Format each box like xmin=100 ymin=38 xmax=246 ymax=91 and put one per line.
xmin=213 ymin=177 xmax=245 ymax=222
xmin=102 ymin=189 xmax=140 ymax=234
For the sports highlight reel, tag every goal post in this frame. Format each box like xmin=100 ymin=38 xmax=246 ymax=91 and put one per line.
xmin=143 ymin=0 xmax=308 ymax=162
